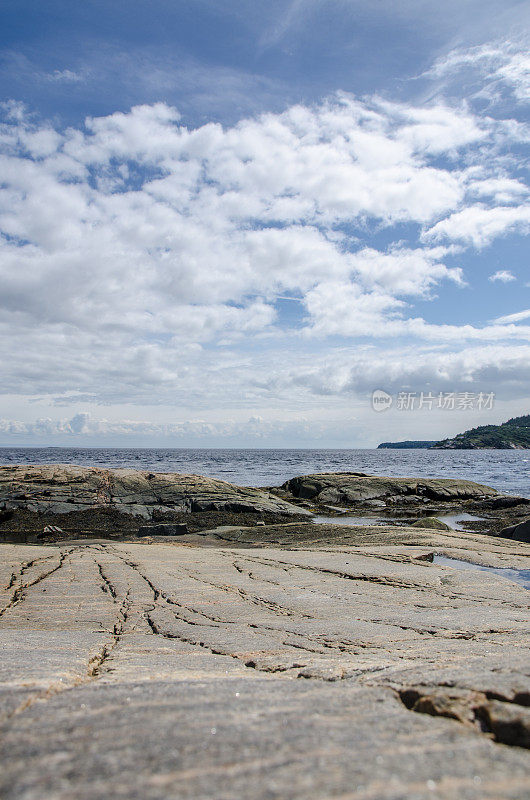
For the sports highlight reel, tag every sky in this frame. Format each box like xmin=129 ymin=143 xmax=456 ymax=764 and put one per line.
xmin=0 ymin=0 xmax=529 ymax=447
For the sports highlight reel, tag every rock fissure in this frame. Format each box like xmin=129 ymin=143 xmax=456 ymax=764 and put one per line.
xmin=87 ymin=590 xmax=131 ymax=678
xmin=398 ymin=686 xmax=530 ymax=749
xmin=0 ymin=549 xmax=72 ymax=618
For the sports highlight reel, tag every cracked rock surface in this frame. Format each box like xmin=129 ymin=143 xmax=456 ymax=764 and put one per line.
xmin=1 ymin=529 xmax=529 ymax=799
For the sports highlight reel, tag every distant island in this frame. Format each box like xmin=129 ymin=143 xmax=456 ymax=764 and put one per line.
xmin=378 ymin=415 xmax=530 ymax=450
xmin=433 ymin=414 xmax=530 ymax=449
xmin=377 ymin=441 xmax=436 ymax=449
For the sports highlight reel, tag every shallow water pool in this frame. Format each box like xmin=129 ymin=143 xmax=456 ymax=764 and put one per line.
xmin=437 ymin=513 xmax=485 ymax=531
xmin=312 ymin=515 xmax=389 ymax=527
xmin=433 ymin=554 xmax=530 ymax=590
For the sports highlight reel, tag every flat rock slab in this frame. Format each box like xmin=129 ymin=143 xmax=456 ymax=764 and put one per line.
xmin=0 ymin=465 xmax=308 ymax=519
xmin=1 ymin=532 xmax=529 ymax=799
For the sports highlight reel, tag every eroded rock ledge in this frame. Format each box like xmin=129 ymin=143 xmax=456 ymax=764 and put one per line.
xmin=0 ymin=464 xmax=308 ymax=520
xmin=279 ymin=472 xmax=499 ymax=505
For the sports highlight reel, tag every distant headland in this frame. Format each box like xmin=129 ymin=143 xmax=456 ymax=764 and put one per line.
xmin=377 ymin=441 xmax=436 ymax=449
xmin=378 ymin=415 xmax=530 ymax=450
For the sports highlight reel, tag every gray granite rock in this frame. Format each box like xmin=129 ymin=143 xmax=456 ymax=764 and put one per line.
xmin=282 ymin=472 xmax=498 ymax=505
xmin=0 ymin=530 xmax=529 ymax=799
xmin=0 ymin=465 xmax=309 ymax=520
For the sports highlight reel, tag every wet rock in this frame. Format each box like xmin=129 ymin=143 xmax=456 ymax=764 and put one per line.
xmin=412 ymin=517 xmax=453 ymax=531
xmin=138 ymin=523 xmax=188 ymax=536
xmin=477 ymin=495 xmax=530 ymax=510
xmin=500 ymin=518 xmax=530 ymax=543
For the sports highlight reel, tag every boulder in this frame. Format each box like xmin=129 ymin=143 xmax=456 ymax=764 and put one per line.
xmin=365 ymin=499 xmax=386 ymax=508
xmin=282 ymin=473 xmax=497 ymax=506
xmin=0 ymin=465 xmax=310 ymax=521
xmin=499 ymin=518 xmax=530 ymax=543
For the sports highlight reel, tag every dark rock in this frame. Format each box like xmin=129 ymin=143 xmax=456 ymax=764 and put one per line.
xmin=476 ymin=700 xmax=530 ymax=748
xmin=138 ymin=523 xmax=188 ymax=537
xmin=499 ymin=518 xmax=530 ymax=543
xmin=0 ymin=507 xmax=13 ymax=523
xmin=411 ymin=517 xmax=452 ymax=531
xmin=477 ymin=495 xmax=530 ymax=510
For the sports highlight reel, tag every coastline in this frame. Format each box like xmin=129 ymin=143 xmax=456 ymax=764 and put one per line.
xmin=0 ymin=463 xmax=529 ymax=544
xmin=0 ymin=446 xmax=528 ymax=495
xmin=1 ymin=464 xmax=529 ymax=797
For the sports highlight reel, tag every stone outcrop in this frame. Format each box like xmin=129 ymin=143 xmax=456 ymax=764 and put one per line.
xmin=281 ymin=472 xmax=497 ymax=506
xmin=0 ymin=465 xmax=309 ymax=520
xmin=500 ymin=518 xmax=530 ymax=543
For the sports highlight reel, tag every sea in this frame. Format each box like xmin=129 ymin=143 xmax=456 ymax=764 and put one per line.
xmin=0 ymin=447 xmax=528 ymax=497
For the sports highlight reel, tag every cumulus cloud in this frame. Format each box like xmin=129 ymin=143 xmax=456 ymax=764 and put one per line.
xmin=0 ymin=412 xmax=332 ymax=442
xmin=0 ymin=44 xmax=529 ymax=436
xmin=424 ymin=205 xmax=530 ymax=247
xmin=285 ymin=344 xmax=530 ymax=399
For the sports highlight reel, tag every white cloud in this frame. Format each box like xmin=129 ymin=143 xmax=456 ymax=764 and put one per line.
xmin=426 ymin=42 xmax=530 ymax=104
xmin=0 ymin=411 xmax=336 ymax=443
xmin=495 ymin=308 xmax=530 ymax=324
xmin=424 ymin=205 xmax=530 ymax=247
xmin=46 ymin=69 xmax=85 ymax=83
xmin=349 ymin=246 xmax=464 ymax=297
xmin=0 ymin=50 xmax=529 ymax=433
xmin=303 ymin=283 xmax=530 ymax=341
xmin=285 ymin=343 xmax=530 ymax=399
xmin=489 ymin=269 xmax=516 ymax=282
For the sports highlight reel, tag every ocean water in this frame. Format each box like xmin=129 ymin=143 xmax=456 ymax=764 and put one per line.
xmin=0 ymin=447 xmax=528 ymax=496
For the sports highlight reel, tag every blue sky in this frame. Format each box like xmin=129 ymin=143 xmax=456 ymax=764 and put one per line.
xmin=0 ymin=1 xmax=528 ymax=446
xmin=2 ymin=1 xmax=529 ymax=125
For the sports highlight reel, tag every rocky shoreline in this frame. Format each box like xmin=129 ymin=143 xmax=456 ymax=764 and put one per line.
xmin=1 ymin=464 xmax=529 ymax=798
xmin=0 ymin=464 xmax=528 ymax=543
xmin=1 ymin=530 xmax=529 ymax=798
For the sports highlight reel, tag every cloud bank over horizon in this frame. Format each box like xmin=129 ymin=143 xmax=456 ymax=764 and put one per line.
xmin=0 ymin=31 xmax=528 ymax=445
